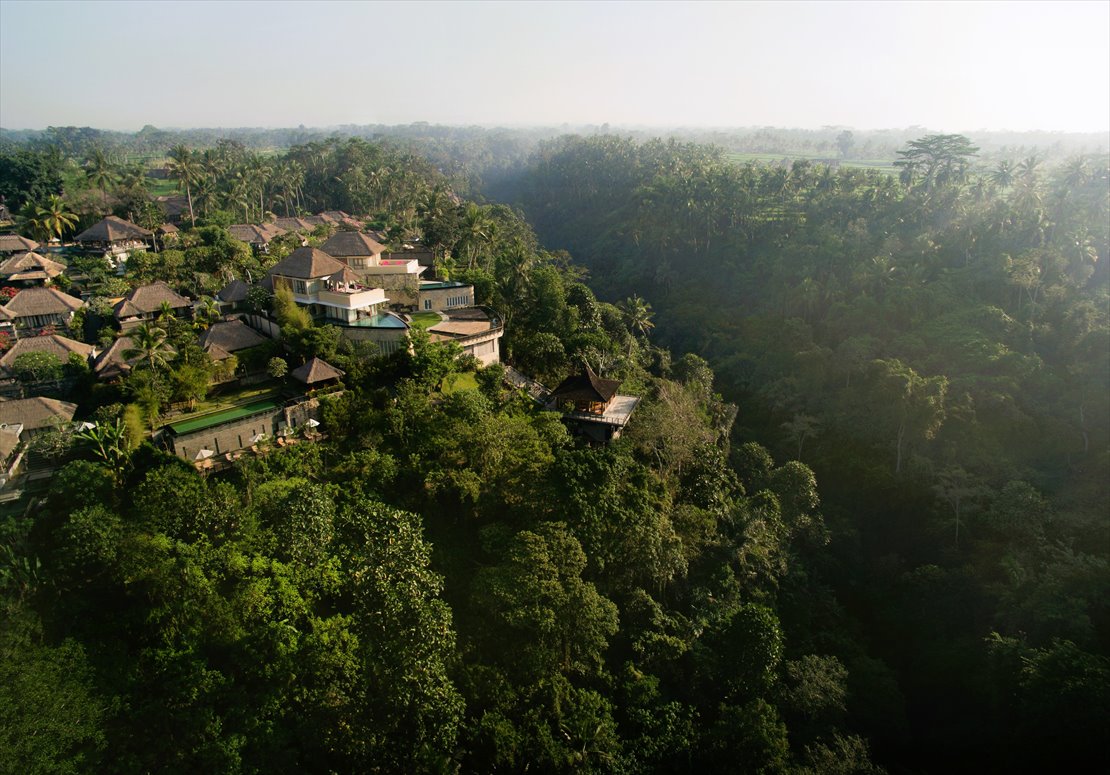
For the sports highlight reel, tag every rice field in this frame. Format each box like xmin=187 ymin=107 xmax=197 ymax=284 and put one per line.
xmin=725 ymin=151 xmax=898 ymax=174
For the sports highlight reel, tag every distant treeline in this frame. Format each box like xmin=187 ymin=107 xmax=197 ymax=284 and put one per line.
xmin=2 ymin=123 xmax=1105 ymax=185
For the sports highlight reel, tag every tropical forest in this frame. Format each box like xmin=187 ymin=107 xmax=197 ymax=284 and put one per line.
xmin=0 ymin=122 xmax=1106 ymax=775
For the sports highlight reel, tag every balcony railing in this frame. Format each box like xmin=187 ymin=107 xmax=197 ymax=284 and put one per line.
xmin=314 ymin=287 xmax=388 ymax=309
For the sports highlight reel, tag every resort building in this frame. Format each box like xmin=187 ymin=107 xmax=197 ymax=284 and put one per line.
xmin=229 ymin=223 xmax=286 ymax=251
xmin=546 ymin=366 xmax=640 ymax=443
xmin=320 ymin=231 xmax=424 ymax=307
xmin=93 ymin=336 xmax=137 ymax=381
xmin=265 ymin=247 xmax=389 ymax=327
xmin=426 ymin=307 xmax=504 ymax=366
xmin=0 ymin=334 xmax=97 ymax=376
xmin=418 ymin=280 xmax=474 ymax=312
xmin=290 ymin=356 xmax=345 ymax=389
xmin=273 ymin=216 xmax=317 ymax=233
xmin=198 ymin=318 xmax=271 ymax=365
xmin=0 ymin=251 xmax=67 ymax=285
xmin=113 ymin=281 xmax=193 ymax=330
xmin=0 ymin=287 xmax=85 ymax=334
xmin=0 ymin=235 xmax=40 ymax=255
xmin=73 ymin=215 xmax=153 ymax=256
xmin=0 ymin=396 xmax=78 ymax=435
xmin=162 ymin=394 xmax=332 ymax=465
xmin=215 ymin=279 xmax=251 ymax=313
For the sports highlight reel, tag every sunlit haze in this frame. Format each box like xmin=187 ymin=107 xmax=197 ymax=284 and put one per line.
xmin=1 ymin=0 xmax=1107 ymax=132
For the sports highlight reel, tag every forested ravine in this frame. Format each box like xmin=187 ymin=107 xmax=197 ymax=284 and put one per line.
xmin=491 ymin=134 xmax=1110 ymax=773
xmin=0 ymin=131 xmax=1106 ymax=774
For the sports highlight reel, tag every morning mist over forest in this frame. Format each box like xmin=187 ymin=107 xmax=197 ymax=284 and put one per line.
xmin=0 ymin=1 xmax=1107 ymax=773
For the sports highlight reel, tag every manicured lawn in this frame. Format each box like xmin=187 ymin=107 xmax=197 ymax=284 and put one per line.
xmin=441 ymin=372 xmax=479 ymax=394
xmin=178 ymin=384 xmax=282 ymax=417
xmin=169 ymin=400 xmax=279 ymax=435
xmin=409 ymin=311 xmax=442 ymax=329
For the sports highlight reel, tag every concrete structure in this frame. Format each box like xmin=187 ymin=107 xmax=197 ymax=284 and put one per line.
xmin=163 ymin=394 xmax=332 ymax=462
xmin=418 ymin=281 xmax=474 ymax=312
xmin=339 ymin=311 xmax=410 ymax=355
xmin=320 ymin=232 xmax=424 ymax=307
xmin=426 ymin=307 xmax=504 ymax=366
xmin=266 ymin=247 xmax=390 ymax=326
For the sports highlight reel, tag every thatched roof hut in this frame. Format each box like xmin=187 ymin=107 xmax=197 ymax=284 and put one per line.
xmin=0 ymin=251 xmax=67 ymax=282
xmin=320 ymin=231 xmax=386 ymax=261
xmin=0 ymin=396 xmax=78 ymax=431
xmin=113 ymin=281 xmax=191 ymax=320
xmin=0 ymin=287 xmax=84 ymax=323
xmin=267 ymin=247 xmax=346 ymax=280
xmin=290 ymin=357 xmax=344 ymax=385
xmin=0 ymin=334 xmax=96 ymax=374
xmin=74 ymin=215 xmax=152 ymax=245
xmin=548 ymin=366 xmax=621 ymax=410
xmin=198 ymin=319 xmax=268 ymax=356
xmin=0 ymin=235 xmax=40 ymax=254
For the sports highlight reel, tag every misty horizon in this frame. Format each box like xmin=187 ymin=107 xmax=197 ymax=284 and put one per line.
xmin=2 ymin=1 xmax=1107 ymax=135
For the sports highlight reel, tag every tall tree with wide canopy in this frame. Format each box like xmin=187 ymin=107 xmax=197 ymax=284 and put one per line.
xmin=894 ymin=134 xmax=979 ymax=191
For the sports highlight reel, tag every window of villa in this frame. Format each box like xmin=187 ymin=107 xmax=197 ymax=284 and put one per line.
xmin=424 ymin=299 xmax=432 ymax=310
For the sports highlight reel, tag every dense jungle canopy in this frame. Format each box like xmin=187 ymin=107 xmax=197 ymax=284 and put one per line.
xmin=0 ymin=124 xmax=1107 ymax=773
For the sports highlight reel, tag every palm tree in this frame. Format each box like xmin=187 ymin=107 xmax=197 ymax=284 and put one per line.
xmin=36 ymin=195 xmax=78 ymax=245
xmin=618 ymin=295 xmax=655 ymax=356
xmin=244 ymin=154 xmax=271 ymax=220
xmin=74 ymin=419 xmax=131 ymax=484
xmin=123 ymin=323 xmax=174 ymax=383
xmin=167 ymin=144 xmax=199 ymax=228
xmin=1017 ymin=154 xmax=1042 ymax=185
xmin=461 ymin=203 xmax=494 ymax=269
xmin=18 ymin=202 xmax=48 ymax=244
xmin=194 ymin=296 xmax=221 ymax=329
xmin=84 ymin=147 xmax=117 ymax=212
xmin=989 ymin=160 xmax=1016 ymax=190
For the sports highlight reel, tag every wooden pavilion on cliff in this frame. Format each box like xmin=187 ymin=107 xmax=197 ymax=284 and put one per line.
xmin=546 ymin=365 xmax=640 ymax=443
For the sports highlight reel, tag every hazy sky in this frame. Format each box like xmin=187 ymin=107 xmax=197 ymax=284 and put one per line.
xmin=1 ymin=0 xmax=1107 ymax=132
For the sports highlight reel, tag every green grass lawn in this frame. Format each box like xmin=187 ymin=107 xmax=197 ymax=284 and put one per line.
xmin=409 ymin=311 xmax=442 ymax=330
xmin=169 ymin=399 xmax=279 ymax=435
xmin=441 ymin=372 xmax=479 ymax=394
xmin=147 ymin=178 xmax=180 ymax=198
xmin=165 ymin=384 xmax=282 ymax=421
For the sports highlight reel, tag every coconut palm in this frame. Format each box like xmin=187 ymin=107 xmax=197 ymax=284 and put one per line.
xmin=989 ymin=160 xmax=1016 ymax=190
xmin=84 ymin=147 xmax=117 ymax=211
xmin=460 ymin=203 xmax=494 ymax=269
xmin=36 ymin=195 xmax=78 ymax=245
xmin=123 ymin=323 xmax=175 ymax=381
xmin=194 ymin=296 xmax=221 ymax=330
xmin=18 ymin=202 xmax=49 ymax=244
xmin=167 ymin=144 xmax=199 ymax=228
xmin=619 ymin=295 xmax=655 ymax=356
